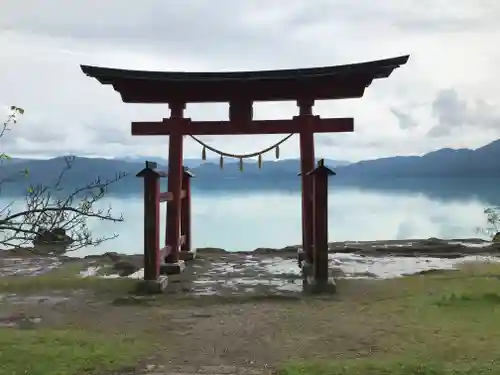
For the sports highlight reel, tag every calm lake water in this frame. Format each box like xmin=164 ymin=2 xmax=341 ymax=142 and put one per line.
xmin=2 ymin=179 xmax=499 ymax=257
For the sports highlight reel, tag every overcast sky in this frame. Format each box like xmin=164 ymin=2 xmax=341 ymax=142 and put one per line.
xmin=1 ymin=0 xmax=499 ymax=162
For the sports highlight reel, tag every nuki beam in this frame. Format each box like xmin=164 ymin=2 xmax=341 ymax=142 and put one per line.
xmin=159 ymin=190 xmax=187 ymax=202
xmin=131 ymin=117 xmax=354 ymax=136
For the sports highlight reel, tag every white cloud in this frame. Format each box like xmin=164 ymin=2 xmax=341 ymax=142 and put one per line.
xmin=0 ymin=0 xmax=499 ymax=162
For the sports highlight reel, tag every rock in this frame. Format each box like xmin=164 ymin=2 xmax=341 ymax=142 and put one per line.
xmin=32 ymin=228 xmax=74 ymax=254
xmin=337 ymin=246 xmax=366 ymax=253
xmin=280 ymin=245 xmax=300 ymax=252
xmin=196 ymin=247 xmax=228 ymax=254
xmin=114 ymin=261 xmax=140 ymax=277
xmin=104 ymin=252 xmax=140 ymax=277
xmin=253 ymin=247 xmax=279 ymax=254
xmin=422 ymin=237 xmax=447 ymax=246
xmin=102 ymin=252 xmax=120 ymax=261
xmin=0 ymin=314 xmax=41 ymax=329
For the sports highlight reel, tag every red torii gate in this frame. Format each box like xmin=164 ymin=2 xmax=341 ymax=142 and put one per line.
xmin=81 ymin=55 xmax=409 ymax=291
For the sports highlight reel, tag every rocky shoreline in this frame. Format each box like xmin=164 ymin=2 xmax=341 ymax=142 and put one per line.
xmin=1 ymin=237 xmax=498 ymax=261
xmin=1 ymin=237 xmax=500 ymax=297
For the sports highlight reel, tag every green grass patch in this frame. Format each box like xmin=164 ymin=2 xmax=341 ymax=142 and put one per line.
xmin=279 ymin=262 xmax=500 ymax=374
xmin=280 ymin=359 xmax=497 ymax=375
xmin=0 ymin=274 xmax=136 ymax=295
xmin=0 ymin=328 xmax=149 ymax=375
xmin=435 ymin=291 xmax=500 ymax=307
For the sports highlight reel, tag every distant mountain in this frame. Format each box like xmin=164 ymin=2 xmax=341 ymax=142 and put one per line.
xmin=0 ymin=155 xmax=350 ymax=194
xmin=114 ymin=156 xmax=168 ymax=165
xmin=113 ymin=156 xmax=350 ymax=170
xmin=0 ymin=157 xmax=25 ymax=165
xmin=113 ymin=156 xmax=207 ymax=168
xmin=335 ymin=139 xmax=500 ymax=178
xmin=1 ymin=139 xmax=499 ymax=194
xmin=0 ymin=157 xmax=144 ymax=195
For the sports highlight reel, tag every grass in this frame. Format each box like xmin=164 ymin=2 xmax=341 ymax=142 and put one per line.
xmin=0 ymin=262 xmax=147 ymax=374
xmin=3 ymin=259 xmax=500 ymax=373
xmin=0 ymin=328 xmax=149 ymax=375
xmin=279 ymin=360 xmax=496 ymax=375
xmin=279 ymin=261 xmax=500 ymax=374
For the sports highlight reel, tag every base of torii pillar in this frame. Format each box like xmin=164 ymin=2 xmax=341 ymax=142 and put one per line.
xmin=301 ymin=261 xmax=337 ymax=294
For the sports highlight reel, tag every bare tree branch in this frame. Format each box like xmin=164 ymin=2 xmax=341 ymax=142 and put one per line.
xmin=0 ymin=107 xmax=127 ymax=255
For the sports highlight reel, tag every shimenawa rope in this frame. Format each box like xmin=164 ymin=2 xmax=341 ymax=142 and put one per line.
xmin=189 ymin=134 xmax=294 ymax=171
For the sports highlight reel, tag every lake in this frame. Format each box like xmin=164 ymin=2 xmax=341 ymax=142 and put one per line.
xmin=1 ymin=178 xmax=499 ymax=257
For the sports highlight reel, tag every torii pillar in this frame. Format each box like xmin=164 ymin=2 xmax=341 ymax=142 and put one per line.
xmin=297 ymin=98 xmax=316 ymax=266
xmin=164 ymin=102 xmax=186 ymax=274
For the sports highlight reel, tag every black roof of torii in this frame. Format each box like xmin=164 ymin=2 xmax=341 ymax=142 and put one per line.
xmin=80 ymin=55 xmax=409 ymax=103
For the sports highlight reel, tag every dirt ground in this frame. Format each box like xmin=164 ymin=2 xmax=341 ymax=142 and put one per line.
xmin=0 ymin=278 xmax=409 ymax=373
xmin=2 ymin=239 xmax=500 ymax=374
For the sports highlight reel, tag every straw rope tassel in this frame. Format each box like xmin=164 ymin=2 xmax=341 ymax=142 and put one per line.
xmin=188 ymin=133 xmax=293 ymax=168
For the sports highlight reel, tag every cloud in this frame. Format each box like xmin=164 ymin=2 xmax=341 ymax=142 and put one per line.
xmin=428 ymin=89 xmax=500 ymax=138
xmin=0 ymin=0 xmax=500 ymax=162
xmin=390 ymin=108 xmax=418 ymax=130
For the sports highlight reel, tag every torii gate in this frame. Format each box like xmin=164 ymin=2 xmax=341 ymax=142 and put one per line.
xmin=81 ymin=55 xmax=409 ymax=292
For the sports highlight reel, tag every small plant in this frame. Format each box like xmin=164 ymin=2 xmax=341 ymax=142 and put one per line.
xmin=478 ymin=207 xmax=500 ymax=242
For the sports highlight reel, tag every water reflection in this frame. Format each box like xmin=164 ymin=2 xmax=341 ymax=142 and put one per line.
xmin=1 ymin=180 xmax=498 ymax=256
xmin=58 ymin=188 xmax=493 ymax=255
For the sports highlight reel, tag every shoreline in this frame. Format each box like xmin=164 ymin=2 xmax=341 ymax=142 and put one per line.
xmin=1 ymin=237 xmax=498 ymax=260
xmin=2 ymin=236 xmax=500 ymax=297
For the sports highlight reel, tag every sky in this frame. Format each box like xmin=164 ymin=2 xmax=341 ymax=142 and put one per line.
xmin=1 ymin=0 xmax=499 ymax=162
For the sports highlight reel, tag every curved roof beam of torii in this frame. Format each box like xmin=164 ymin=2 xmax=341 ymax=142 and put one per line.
xmin=80 ymin=55 xmax=409 ymax=104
